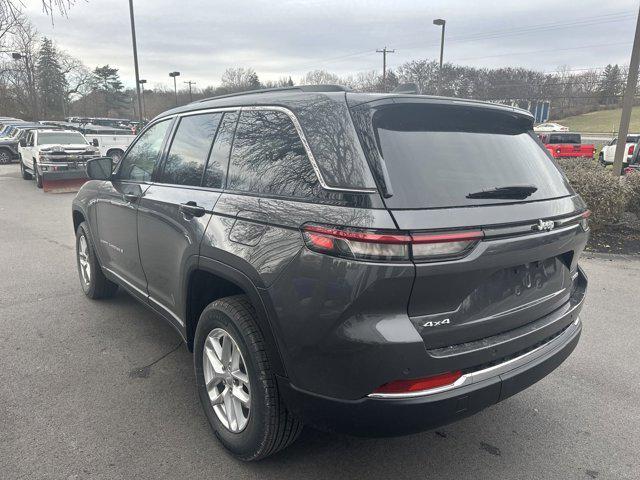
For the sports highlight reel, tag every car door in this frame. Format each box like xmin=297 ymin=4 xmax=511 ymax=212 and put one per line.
xmin=93 ymin=118 xmax=173 ymax=297
xmin=137 ymin=111 xmax=236 ymax=326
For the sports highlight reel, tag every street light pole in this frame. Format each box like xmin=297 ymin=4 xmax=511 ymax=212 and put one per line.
xmin=128 ymin=0 xmax=144 ymax=123
xmin=433 ymin=18 xmax=446 ymax=95
xmin=138 ymin=79 xmax=147 ymax=120
xmin=169 ymin=71 xmax=180 ymax=105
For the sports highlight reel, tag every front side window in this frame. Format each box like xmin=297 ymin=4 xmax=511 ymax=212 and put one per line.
xmin=117 ymin=119 xmax=171 ymax=182
xmin=158 ymin=113 xmax=222 ymax=186
xmin=227 ymin=109 xmax=320 ymax=198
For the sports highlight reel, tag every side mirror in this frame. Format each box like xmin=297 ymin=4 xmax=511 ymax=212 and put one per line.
xmin=91 ymin=138 xmax=99 ymax=147
xmin=86 ymin=157 xmax=113 ymax=181
xmin=19 ymin=138 xmax=26 ymax=147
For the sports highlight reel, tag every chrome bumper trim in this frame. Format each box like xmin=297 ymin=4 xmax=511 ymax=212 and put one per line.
xmin=368 ymin=317 xmax=580 ymax=399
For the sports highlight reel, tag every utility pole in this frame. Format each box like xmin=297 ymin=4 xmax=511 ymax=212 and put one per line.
xmin=376 ymin=47 xmax=395 ymax=92
xmin=184 ymin=80 xmax=196 ymax=102
xmin=128 ymin=0 xmax=144 ymax=123
xmin=613 ymin=5 xmax=640 ymax=176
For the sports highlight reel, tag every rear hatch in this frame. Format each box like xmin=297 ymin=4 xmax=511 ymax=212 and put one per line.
xmin=355 ymin=100 xmax=589 ymax=349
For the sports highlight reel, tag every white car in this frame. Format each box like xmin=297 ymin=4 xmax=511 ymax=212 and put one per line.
xmin=534 ymin=122 xmax=569 ymax=132
xmin=599 ymin=134 xmax=640 ymax=165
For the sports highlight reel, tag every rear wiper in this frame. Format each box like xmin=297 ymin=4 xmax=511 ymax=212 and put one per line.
xmin=466 ymin=185 xmax=538 ymax=200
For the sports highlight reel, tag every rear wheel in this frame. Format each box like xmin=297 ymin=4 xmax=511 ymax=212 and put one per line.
xmin=0 ymin=148 xmax=11 ymax=165
xmin=76 ymin=221 xmax=118 ymax=299
xmin=194 ymin=295 xmax=302 ymax=461
xmin=20 ymin=160 xmax=32 ymax=180
xmin=33 ymin=161 xmax=42 ymax=188
xmin=599 ymin=152 xmax=605 ymax=165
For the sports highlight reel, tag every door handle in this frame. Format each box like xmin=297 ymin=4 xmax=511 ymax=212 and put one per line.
xmin=122 ymin=193 xmax=138 ymax=203
xmin=179 ymin=201 xmax=206 ymax=218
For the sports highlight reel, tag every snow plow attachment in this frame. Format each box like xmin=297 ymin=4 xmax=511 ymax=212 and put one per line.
xmin=41 ymin=170 xmax=88 ymax=193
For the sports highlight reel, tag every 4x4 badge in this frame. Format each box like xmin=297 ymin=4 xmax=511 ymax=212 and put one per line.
xmin=534 ymin=219 xmax=555 ymax=232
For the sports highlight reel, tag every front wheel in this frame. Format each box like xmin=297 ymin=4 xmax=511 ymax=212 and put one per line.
xmin=194 ymin=295 xmax=302 ymax=461
xmin=33 ymin=161 xmax=42 ymax=188
xmin=20 ymin=160 xmax=32 ymax=180
xmin=76 ymin=222 xmax=118 ymax=299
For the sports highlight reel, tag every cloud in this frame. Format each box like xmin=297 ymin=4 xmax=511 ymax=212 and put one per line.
xmin=25 ymin=0 xmax=638 ymax=89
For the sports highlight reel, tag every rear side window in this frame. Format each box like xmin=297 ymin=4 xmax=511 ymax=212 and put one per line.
xmin=373 ymin=104 xmax=572 ymax=209
xmin=548 ymin=133 xmax=581 ymax=144
xmin=203 ymin=111 xmax=238 ymax=189
xmin=227 ymin=109 xmax=320 ymax=198
xmin=159 ymin=113 xmax=222 ymax=186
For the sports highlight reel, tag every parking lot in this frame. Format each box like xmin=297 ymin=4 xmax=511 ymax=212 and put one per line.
xmin=0 ymin=162 xmax=638 ymax=480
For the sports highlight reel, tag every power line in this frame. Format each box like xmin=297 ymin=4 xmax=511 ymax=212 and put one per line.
xmin=453 ymin=41 xmax=632 ymax=62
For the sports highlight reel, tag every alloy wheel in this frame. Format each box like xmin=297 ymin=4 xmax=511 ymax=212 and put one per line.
xmin=203 ymin=328 xmax=251 ymax=433
xmin=77 ymin=234 xmax=91 ymax=286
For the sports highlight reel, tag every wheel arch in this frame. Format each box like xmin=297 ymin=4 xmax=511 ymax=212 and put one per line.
xmin=72 ymin=208 xmax=86 ymax=233
xmin=184 ymin=256 xmax=287 ymax=377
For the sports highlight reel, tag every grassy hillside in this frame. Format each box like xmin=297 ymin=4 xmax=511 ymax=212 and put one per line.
xmin=555 ymin=107 xmax=640 ymax=133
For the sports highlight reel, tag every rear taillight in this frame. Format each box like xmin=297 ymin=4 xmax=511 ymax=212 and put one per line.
xmin=373 ymin=371 xmax=463 ymax=395
xmin=302 ymin=225 xmax=483 ymax=262
xmin=629 ymin=144 xmax=635 ymax=156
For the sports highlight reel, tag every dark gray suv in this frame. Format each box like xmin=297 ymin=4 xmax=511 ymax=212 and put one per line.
xmin=72 ymin=85 xmax=589 ymax=460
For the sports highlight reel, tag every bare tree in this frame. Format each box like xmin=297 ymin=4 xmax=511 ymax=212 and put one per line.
xmin=299 ymin=69 xmax=341 ymax=85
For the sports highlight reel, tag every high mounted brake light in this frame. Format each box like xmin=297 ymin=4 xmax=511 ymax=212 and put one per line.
xmin=302 ymin=225 xmax=484 ymax=262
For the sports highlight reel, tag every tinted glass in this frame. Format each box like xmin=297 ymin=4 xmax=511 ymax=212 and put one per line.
xmin=374 ymin=104 xmax=572 ymax=209
xmin=37 ymin=132 xmax=87 ymax=145
xmin=227 ymin=110 xmax=319 ymax=197
xmin=159 ymin=113 xmax=222 ymax=186
xmin=548 ymin=133 xmax=581 ymax=144
xmin=203 ymin=111 xmax=238 ymax=189
xmin=118 ymin=119 xmax=170 ymax=182
xmin=627 ymin=136 xmax=639 ymax=143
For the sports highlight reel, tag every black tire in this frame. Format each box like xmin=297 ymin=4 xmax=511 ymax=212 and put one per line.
xmin=20 ymin=160 xmax=32 ymax=180
xmin=107 ymin=149 xmax=124 ymax=165
xmin=33 ymin=161 xmax=42 ymax=188
xmin=75 ymin=221 xmax=118 ymax=299
xmin=0 ymin=148 xmax=11 ymax=165
xmin=194 ymin=295 xmax=302 ymax=461
xmin=598 ymin=152 xmax=604 ymax=165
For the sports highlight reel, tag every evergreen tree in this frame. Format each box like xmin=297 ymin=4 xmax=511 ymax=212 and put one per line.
xmin=598 ymin=64 xmax=623 ymax=106
xmin=36 ymin=37 xmax=67 ymax=119
xmin=91 ymin=65 xmax=127 ymax=115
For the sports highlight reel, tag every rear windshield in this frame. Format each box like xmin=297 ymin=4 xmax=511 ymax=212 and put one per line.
xmin=373 ymin=104 xmax=572 ymax=209
xmin=548 ymin=133 xmax=581 ymax=144
xmin=627 ymin=135 xmax=640 ymax=143
xmin=37 ymin=132 xmax=87 ymax=145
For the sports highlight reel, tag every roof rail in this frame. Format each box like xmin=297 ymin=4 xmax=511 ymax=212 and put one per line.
xmin=195 ymin=84 xmax=349 ymax=103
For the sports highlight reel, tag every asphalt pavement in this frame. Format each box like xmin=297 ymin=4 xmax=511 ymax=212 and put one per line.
xmin=0 ymin=163 xmax=638 ymax=480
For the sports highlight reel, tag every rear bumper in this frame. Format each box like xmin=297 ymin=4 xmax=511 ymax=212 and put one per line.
xmin=278 ymin=317 xmax=581 ymax=436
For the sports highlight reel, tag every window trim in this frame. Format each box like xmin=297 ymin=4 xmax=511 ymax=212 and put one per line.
xmin=152 ymin=105 xmax=377 ymax=194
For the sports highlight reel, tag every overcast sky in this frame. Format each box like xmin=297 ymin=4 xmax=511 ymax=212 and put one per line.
xmin=25 ymin=0 xmax=640 ymax=90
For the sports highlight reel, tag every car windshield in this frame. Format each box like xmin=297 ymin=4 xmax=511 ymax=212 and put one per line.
xmin=373 ymin=103 xmax=573 ymax=209
xmin=37 ymin=132 xmax=87 ymax=145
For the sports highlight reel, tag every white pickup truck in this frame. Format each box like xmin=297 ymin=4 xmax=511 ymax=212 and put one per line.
xmin=18 ymin=129 xmax=100 ymax=189
xmin=599 ymin=134 xmax=640 ymax=166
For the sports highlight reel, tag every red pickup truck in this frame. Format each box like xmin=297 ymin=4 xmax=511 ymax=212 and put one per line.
xmin=538 ymin=132 xmax=595 ymax=159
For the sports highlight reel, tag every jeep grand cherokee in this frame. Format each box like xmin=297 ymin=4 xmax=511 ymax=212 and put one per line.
xmin=72 ymin=85 xmax=588 ymax=460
